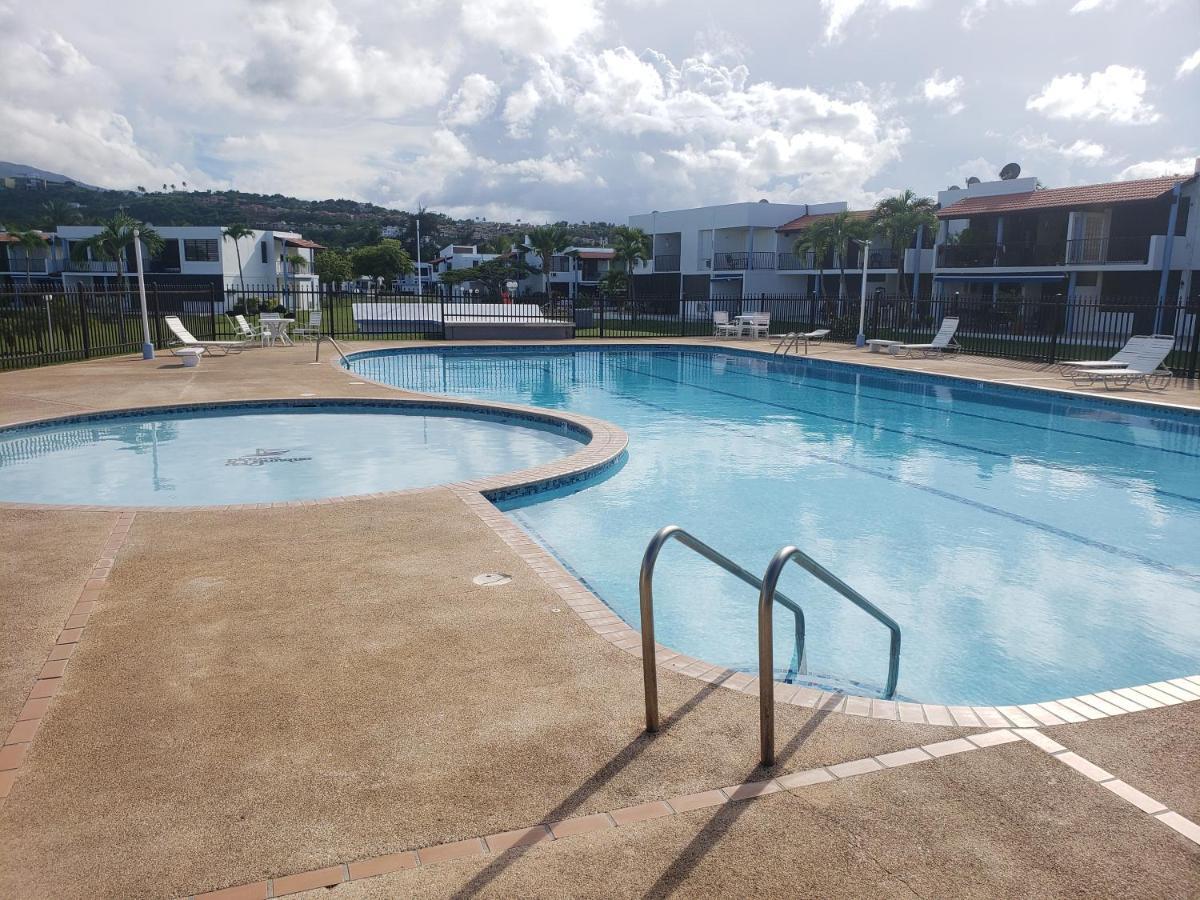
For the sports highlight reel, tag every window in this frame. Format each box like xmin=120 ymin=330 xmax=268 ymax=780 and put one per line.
xmin=260 ymin=241 xmax=268 ymax=263
xmin=1075 ymin=272 xmax=1099 ymax=287
xmin=183 ymin=239 xmax=219 ymax=262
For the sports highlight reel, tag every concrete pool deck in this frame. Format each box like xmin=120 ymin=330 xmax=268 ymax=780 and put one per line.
xmin=0 ymin=341 xmax=1197 ymax=898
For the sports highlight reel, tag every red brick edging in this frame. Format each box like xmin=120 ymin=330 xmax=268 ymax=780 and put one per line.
xmin=0 ymin=511 xmax=136 ymax=803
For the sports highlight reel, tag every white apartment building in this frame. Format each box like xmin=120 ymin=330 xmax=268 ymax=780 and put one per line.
xmin=0 ymin=225 xmax=322 ymax=299
xmin=627 ymin=200 xmax=934 ymax=301
xmin=430 ymin=244 xmax=498 ymax=280
xmin=535 ymin=246 xmax=615 ymax=298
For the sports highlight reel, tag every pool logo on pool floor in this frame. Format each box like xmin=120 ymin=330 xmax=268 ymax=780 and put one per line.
xmin=225 ymin=448 xmax=312 ymax=467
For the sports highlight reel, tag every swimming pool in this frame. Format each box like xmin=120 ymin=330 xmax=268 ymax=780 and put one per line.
xmin=0 ymin=401 xmax=584 ymax=507
xmin=349 ymin=345 xmax=1200 ymax=707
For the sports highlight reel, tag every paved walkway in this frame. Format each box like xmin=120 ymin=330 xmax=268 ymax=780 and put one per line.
xmin=0 ymin=341 xmax=1196 ymax=899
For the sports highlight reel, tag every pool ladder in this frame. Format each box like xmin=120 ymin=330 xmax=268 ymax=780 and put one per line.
xmin=314 ymin=334 xmax=349 ymax=365
xmin=640 ymin=525 xmax=901 ymax=766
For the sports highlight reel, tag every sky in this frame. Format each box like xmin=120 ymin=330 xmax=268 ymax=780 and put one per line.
xmin=2 ymin=0 xmax=1198 ymax=223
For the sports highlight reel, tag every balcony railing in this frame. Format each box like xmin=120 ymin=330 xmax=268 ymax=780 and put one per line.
xmin=653 ymin=253 xmax=680 ymax=272
xmin=714 ymin=251 xmax=775 ymax=270
xmin=937 ymin=235 xmax=1154 ymax=269
xmin=4 ymin=257 xmax=50 ymax=273
xmin=65 ymin=260 xmax=121 ymax=273
xmin=1064 ymin=235 xmax=1151 ymax=265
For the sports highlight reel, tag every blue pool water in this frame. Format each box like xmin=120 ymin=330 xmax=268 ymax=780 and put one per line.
xmin=350 ymin=346 xmax=1200 ymax=706
xmin=0 ymin=403 xmax=582 ymax=507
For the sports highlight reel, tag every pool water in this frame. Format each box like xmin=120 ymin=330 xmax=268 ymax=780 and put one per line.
xmin=0 ymin=403 xmax=582 ymax=507
xmin=350 ymin=346 xmax=1200 ymax=706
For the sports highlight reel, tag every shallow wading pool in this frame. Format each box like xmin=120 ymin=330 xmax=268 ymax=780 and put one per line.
xmin=348 ymin=345 xmax=1200 ymax=707
xmin=0 ymin=401 xmax=585 ymax=507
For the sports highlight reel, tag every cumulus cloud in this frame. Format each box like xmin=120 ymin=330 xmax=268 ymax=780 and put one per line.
xmin=1026 ymin=65 xmax=1158 ymax=124
xmin=1177 ymin=48 xmax=1200 ymax=78
xmin=1115 ymin=157 xmax=1195 ymax=179
xmin=178 ymin=0 xmax=452 ymax=118
xmin=459 ymin=0 xmax=601 ymax=56
xmin=920 ymin=70 xmax=965 ymax=113
xmin=440 ymin=74 xmax=501 ymax=127
xmin=1017 ymin=134 xmax=1112 ymax=164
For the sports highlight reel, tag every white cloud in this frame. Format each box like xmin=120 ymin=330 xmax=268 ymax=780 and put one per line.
xmin=1177 ymin=48 xmax=1200 ymax=78
xmin=1115 ymin=157 xmax=1195 ymax=179
xmin=440 ymin=74 xmax=501 ymax=127
xmin=1026 ymin=65 xmax=1158 ymax=124
xmin=1017 ymin=134 xmax=1112 ymax=164
xmin=961 ymin=0 xmax=1037 ymax=29
xmin=1068 ymin=0 xmax=1110 ymax=12
xmin=820 ymin=0 xmax=927 ymax=42
xmin=178 ymin=1 xmax=453 ymax=118
xmin=459 ymin=0 xmax=601 ymax=56
xmin=920 ymin=70 xmax=965 ymax=113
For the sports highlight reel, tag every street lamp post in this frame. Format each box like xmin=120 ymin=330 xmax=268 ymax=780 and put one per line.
xmin=132 ymin=228 xmax=153 ymax=359
xmin=854 ymin=238 xmax=871 ymax=348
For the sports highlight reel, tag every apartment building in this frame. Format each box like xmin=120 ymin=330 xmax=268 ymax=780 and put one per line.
xmin=627 ymin=200 xmax=933 ymax=301
xmin=0 ymin=225 xmax=322 ymax=297
xmin=932 ymin=166 xmax=1199 ymax=309
xmin=540 ymin=246 xmax=615 ymax=298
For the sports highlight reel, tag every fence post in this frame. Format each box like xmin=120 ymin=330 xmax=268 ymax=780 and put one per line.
xmin=1046 ymin=294 xmax=1064 ymax=364
xmin=439 ymin=295 xmax=446 ymax=340
xmin=77 ymin=287 xmax=91 ymax=360
xmin=1186 ymin=303 xmax=1199 ymax=380
xmin=151 ymin=284 xmax=163 ymax=349
xmin=208 ymin=284 xmax=218 ymax=339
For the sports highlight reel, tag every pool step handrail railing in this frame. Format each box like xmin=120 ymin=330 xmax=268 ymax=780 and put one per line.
xmin=758 ymin=545 xmax=901 ymax=765
xmin=314 ymin=334 xmax=349 ymax=365
xmin=639 ymin=525 xmax=807 ymax=735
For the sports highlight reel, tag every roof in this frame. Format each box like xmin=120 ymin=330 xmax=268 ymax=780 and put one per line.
xmin=776 ymin=210 xmax=871 ymax=233
xmin=284 ymin=237 xmax=325 ymax=250
xmin=937 ymin=174 xmax=1195 ymax=219
xmin=0 ymin=231 xmax=54 ymax=243
xmin=570 ymin=249 xmax=615 ymax=260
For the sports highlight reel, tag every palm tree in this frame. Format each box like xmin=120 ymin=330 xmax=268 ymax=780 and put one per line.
xmin=484 ymin=234 xmax=514 ymax=256
xmin=822 ymin=212 xmax=873 ymax=300
xmin=161 ymin=183 xmax=167 ymax=191
xmin=71 ymin=214 xmax=164 ymax=320
xmin=41 ymin=199 xmax=79 ymax=229
xmin=871 ymin=190 xmax=937 ymax=297
xmin=610 ymin=225 xmax=651 ymax=300
xmin=794 ymin=219 xmax=835 ymax=298
xmin=8 ymin=229 xmax=49 ymax=285
xmin=526 ymin=224 xmax=570 ymax=296
xmin=222 ymin=224 xmax=254 ymax=296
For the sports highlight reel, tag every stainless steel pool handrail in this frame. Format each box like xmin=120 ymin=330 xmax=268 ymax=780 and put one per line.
xmin=757 ymin=546 xmax=902 ymax=765
xmin=639 ymin=525 xmax=806 ymax=734
xmin=314 ymin=334 xmax=349 ymax=365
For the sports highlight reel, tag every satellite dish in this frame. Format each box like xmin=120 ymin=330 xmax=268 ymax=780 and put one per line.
xmin=759 ymin=198 xmax=769 ymax=203
xmin=946 ymin=185 xmax=961 ymax=191
xmin=966 ymin=176 xmax=981 ymax=186
xmin=999 ymin=162 xmax=1021 ymax=181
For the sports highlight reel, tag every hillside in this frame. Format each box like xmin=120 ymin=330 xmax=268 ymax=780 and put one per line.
xmin=0 ymin=177 xmax=617 ymax=258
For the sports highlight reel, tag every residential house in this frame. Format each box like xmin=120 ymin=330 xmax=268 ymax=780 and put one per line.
xmin=532 ymin=246 xmax=615 ymax=298
xmin=932 ymin=166 xmax=1199 ymax=319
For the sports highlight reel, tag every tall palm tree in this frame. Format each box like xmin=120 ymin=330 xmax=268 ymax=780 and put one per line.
xmin=222 ymin=224 xmax=254 ymax=295
xmin=871 ymin=190 xmax=937 ymax=297
xmin=526 ymin=224 xmax=570 ymax=296
xmin=794 ymin=219 xmax=835 ymax=298
xmin=822 ymin=212 xmax=873 ymax=300
xmin=610 ymin=225 xmax=651 ymax=300
xmin=484 ymin=233 xmax=514 ymax=256
xmin=8 ymin=229 xmax=49 ymax=285
xmin=71 ymin=213 xmax=164 ymax=295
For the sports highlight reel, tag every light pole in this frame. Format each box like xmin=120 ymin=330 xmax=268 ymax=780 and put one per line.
xmin=854 ymin=238 xmax=871 ymax=348
xmin=132 ymin=228 xmax=153 ymax=359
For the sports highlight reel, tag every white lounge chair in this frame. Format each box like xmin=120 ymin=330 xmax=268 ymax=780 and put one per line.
xmin=1069 ymin=336 xmax=1174 ymax=391
xmin=1057 ymin=335 xmax=1160 ymax=377
xmin=163 ymin=316 xmax=248 ymax=356
xmin=713 ymin=311 xmax=739 ymax=337
xmin=291 ymin=309 xmax=323 ymax=341
xmin=773 ymin=328 xmax=831 ymax=356
xmin=892 ymin=317 xmax=960 ymax=358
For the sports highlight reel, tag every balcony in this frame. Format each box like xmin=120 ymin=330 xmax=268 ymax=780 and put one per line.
xmin=1064 ymin=235 xmax=1151 ymax=265
xmin=714 ymin=251 xmax=775 ymax=270
xmin=937 ymin=234 xmax=1154 ymax=269
xmin=66 ymin=260 xmax=121 ymax=273
xmin=4 ymin=257 xmax=49 ymax=273
xmin=653 ymin=253 xmax=680 ymax=272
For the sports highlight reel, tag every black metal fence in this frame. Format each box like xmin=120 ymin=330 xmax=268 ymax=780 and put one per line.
xmin=2 ymin=283 xmax=1197 ymax=380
